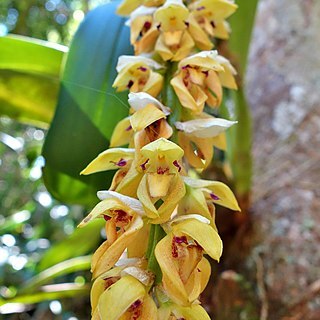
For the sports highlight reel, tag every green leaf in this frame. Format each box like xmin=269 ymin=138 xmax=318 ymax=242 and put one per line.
xmin=42 ymin=1 xmax=133 ymax=206
xmin=221 ymin=0 xmax=258 ymax=197
xmin=0 ymin=284 xmax=89 ymax=309
xmin=38 ymin=219 xmax=103 ymax=271
xmin=20 ymin=256 xmax=91 ymax=294
xmin=0 ymin=35 xmax=67 ymax=127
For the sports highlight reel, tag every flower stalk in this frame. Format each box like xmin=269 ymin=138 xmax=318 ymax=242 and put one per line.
xmin=79 ymin=0 xmax=242 ymax=319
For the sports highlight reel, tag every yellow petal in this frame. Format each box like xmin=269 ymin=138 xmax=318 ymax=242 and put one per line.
xmin=130 ymin=104 xmax=166 ymax=132
xmin=144 ymin=71 xmax=164 ymax=97
xmin=205 ymin=70 xmax=223 ymax=108
xmin=155 ymin=235 xmax=189 ymax=306
xmin=173 ymin=304 xmax=211 ymax=320
xmin=217 ymin=55 xmax=238 ymax=89
xmin=129 ymin=12 xmax=155 ymax=44
xmin=211 ymin=132 xmax=227 ymax=150
xmin=98 ymin=276 xmax=146 ymax=320
xmin=110 ymin=117 xmax=133 ymax=147
xmin=140 ymin=294 xmax=158 ymax=320
xmin=178 ymin=50 xmax=224 ymax=71
xmin=187 ymin=14 xmax=213 ymax=50
xmin=171 ymin=74 xmax=207 ymax=113
xmin=172 ymin=218 xmax=223 ymax=261
xmin=190 ymin=0 xmax=238 ymax=21
xmin=92 ymin=216 xmax=143 ymax=278
xmin=179 ymin=184 xmax=213 ymax=224
xmin=141 ymin=137 xmax=184 ymax=163
xmin=80 ymin=148 xmax=135 ymax=175
xmin=172 ymin=31 xmax=195 ymax=61
xmin=155 ymin=34 xmax=174 ymax=61
xmin=183 ymin=176 xmax=241 ymax=211
xmin=152 ymin=174 xmax=186 ymax=224
xmin=137 ymin=174 xmax=159 ymax=219
xmin=212 ymin=20 xmax=230 ymax=39
xmin=135 ymin=26 xmax=160 ymax=55
xmin=116 ymin=164 xmax=143 ymax=197
xmin=78 ymin=198 xmax=121 ymax=227
xmin=91 ymin=277 xmax=105 ymax=314
xmin=127 ymin=223 xmax=150 ymax=258
xmin=148 ymin=173 xmax=174 ymax=198
xmin=198 ymin=257 xmax=211 ymax=293
xmin=154 ymin=0 xmax=189 ymax=32
xmin=117 ymin=0 xmax=143 ymax=16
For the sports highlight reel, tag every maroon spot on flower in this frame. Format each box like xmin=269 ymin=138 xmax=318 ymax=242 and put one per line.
xmin=182 ymin=64 xmax=191 ymax=70
xmin=143 ymin=21 xmax=152 ymax=30
xmin=127 ymin=80 xmax=134 ymax=89
xmin=110 ymin=158 xmax=127 ymax=167
xmin=129 ymin=299 xmax=142 ymax=311
xmin=137 ymin=66 xmax=148 ymax=72
xmin=210 ymin=20 xmax=216 ymax=28
xmin=197 ymin=268 xmax=201 ymax=272
xmin=125 ymin=125 xmax=132 ymax=131
xmin=210 ymin=192 xmax=220 ymax=201
xmin=103 ymin=215 xmax=111 ymax=222
xmin=140 ymin=158 xmax=149 ymax=170
xmin=114 ymin=209 xmax=132 ymax=223
xmin=172 ymin=239 xmax=178 ymax=258
xmin=202 ymin=70 xmax=209 ymax=77
xmin=173 ymin=160 xmax=182 ymax=172
xmin=157 ymin=166 xmax=169 ymax=174
xmin=157 ymin=23 xmax=161 ymax=30
xmin=185 ymin=21 xmax=189 ymax=27
xmin=174 ymin=236 xmax=188 ymax=244
xmin=196 ymin=6 xmax=206 ymax=11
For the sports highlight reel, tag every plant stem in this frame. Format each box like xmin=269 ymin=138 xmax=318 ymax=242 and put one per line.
xmin=146 ymin=224 xmax=166 ymax=284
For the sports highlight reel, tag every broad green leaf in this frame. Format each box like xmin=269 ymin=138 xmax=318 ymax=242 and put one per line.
xmin=42 ymin=1 xmax=133 ymax=206
xmin=0 ymin=35 xmax=67 ymax=127
xmin=20 ymin=256 xmax=91 ymax=294
xmin=38 ymin=219 xmax=103 ymax=271
xmin=221 ymin=0 xmax=258 ymax=196
xmin=0 ymin=283 xmax=89 ymax=309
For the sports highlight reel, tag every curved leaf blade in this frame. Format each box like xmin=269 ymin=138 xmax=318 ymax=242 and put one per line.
xmin=42 ymin=1 xmax=132 ymax=206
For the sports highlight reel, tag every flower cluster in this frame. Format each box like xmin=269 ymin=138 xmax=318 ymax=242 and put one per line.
xmin=80 ymin=0 xmax=240 ymax=319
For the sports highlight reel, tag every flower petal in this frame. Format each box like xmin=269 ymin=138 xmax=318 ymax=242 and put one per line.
xmin=98 ymin=276 xmax=146 ymax=320
xmin=172 ymin=218 xmax=223 ymax=261
xmin=128 ymin=92 xmax=171 ymax=115
xmin=92 ymin=216 xmax=144 ymax=278
xmin=80 ymin=148 xmax=135 ymax=175
xmin=117 ymin=0 xmax=143 ymax=16
xmin=110 ymin=117 xmax=133 ymax=147
xmin=173 ymin=304 xmax=211 ymax=320
xmin=97 ymin=190 xmax=145 ymax=216
xmin=116 ymin=55 xmax=163 ymax=72
xmin=183 ymin=176 xmax=241 ymax=211
xmin=155 ymin=235 xmax=189 ymax=305
xmin=175 ymin=117 xmax=237 ymax=138
xmin=130 ymin=104 xmax=166 ymax=132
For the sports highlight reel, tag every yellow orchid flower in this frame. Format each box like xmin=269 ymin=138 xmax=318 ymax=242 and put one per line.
xmin=154 ymin=0 xmax=196 ymax=61
xmin=79 ymin=190 xmax=145 ymax=278
xmin=136 ymin=138 xmax=186 ymax=223
xmin=155 ymin=215 xmax=221 ymax=305
xmin=110 ymin=92 xmax=172 ymax=149
xmin=92 ymin=272 xmax=157 ymax=320
xmin=189 ymin=0 xmax=237 ymax=38
xmin=183 ymin=176 xmax=241 ymax=211
xmin=171 ymin=50 xmax=231 ymax=113
xmin=126 ymin=6 xmax=160 ymax=55
xmin=175 ymin=116 xmax=237 ymax=169
xmin=113 ymin=55 xmax=164 ymax=97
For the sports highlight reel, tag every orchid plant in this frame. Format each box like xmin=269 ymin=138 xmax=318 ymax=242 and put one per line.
xmin=79 ymin=0 xmax=240 ymax=319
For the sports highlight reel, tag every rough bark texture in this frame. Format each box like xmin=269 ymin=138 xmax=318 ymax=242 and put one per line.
xmin=208 ymin=1 xmax=320 ymax=319
xmin=245 ymin=0 xmax=320 ymax=318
